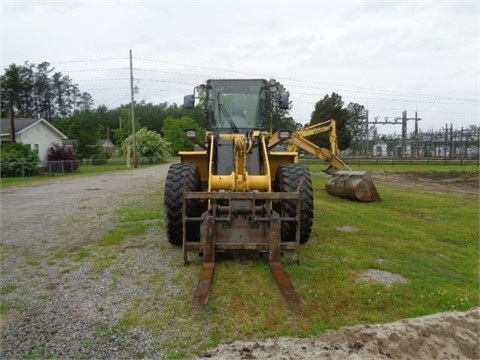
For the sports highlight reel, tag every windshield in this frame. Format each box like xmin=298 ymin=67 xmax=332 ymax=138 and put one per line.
xmin=206 ymin=79 xmax=269 ymax=131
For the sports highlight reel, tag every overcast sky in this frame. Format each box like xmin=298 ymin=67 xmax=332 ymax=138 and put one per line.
xmin=1 ymin=1 xmax=479 ymax=134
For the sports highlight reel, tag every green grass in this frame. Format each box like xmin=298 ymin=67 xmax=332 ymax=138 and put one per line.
xmin=306 ymin=160 xmax=479 ymax=173
xmin=52 ymin=201 xmax=161 ymax=274
xmin=108 ymin=166 xmax=478 ymax=358
xmin=98 ymin=223 xmax=151 ymax=247
xmin=1 ymin=284 xmax=17 ymax=295
xmin=300 ymin=175 xmax=478 ymax=323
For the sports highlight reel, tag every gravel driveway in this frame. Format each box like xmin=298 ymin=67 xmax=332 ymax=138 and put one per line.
xmin=1 ymin=165 xmax=177 ymax=359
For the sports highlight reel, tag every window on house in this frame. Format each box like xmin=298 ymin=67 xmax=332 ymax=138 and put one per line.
xmin=33 ymin=144 xmax=39 ymax=154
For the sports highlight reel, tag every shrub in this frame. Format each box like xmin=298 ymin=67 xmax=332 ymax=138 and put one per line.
xmin=121 ymin=128 xmax=172 ymax=163
xmin=0 ymin=143 xmax=40 ymax=177
xmin=47 ymin=144 xmax=81 ymax=173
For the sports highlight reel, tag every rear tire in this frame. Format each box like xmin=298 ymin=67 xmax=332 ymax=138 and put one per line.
xmin=164 ymin=163 xmax=201 ymax=245
xmin=274 ymin=164 xmax=313 ymax=244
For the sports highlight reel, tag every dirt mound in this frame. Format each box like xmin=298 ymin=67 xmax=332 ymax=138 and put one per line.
xmin=195 ymin=308 xmax=479 ymax=360
xmin=372 ymin=171 xmax=479 ymax=198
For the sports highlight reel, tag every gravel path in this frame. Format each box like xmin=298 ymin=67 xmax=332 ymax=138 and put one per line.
xmin=1 ymin=165 xmax=173 ymax=359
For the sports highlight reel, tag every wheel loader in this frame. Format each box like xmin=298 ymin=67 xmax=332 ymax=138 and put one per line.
xmin=163 ymin=79 xmax=378 ymax=306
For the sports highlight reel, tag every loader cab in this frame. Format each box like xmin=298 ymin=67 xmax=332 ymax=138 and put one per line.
xmin=184 ymin=79 xmax=289 ymax=133
xmin=184 ymin=79 xmax=290 ymax=134
xmin=205 ymin=79 xmax=270 ymax=132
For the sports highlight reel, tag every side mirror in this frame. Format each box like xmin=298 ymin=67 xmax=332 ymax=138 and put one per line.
xmin=279 ymin=95 xmax=289 ymax=110
xmin=183 ymin=94 xmax=195 ymax=109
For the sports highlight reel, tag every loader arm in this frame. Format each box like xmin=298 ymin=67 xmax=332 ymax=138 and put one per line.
xmin=287 ymin=132 xmax=352 ymax=173
xmin=286 ymin=119 xmax=351 ymax=173
xmin=291 ymin=119 xmax=339 ymax=156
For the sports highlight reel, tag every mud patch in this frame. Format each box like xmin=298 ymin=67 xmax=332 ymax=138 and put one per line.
xmin=372 ymin=171 xmax=479 ymax=198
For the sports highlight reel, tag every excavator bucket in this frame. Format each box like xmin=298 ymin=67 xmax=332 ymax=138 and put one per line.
xmin=325 ymin=170 xmax=381 ymax=202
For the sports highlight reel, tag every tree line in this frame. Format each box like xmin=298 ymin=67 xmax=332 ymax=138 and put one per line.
xmin=1 ymin=61 xmax=367 ymax=159
xmin=1 ymin=62 xmax=93 ymax=120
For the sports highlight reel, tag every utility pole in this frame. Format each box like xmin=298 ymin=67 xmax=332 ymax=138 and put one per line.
xmin=401 ymin=110 xmax=407 ymax=158
xmin=444 ymin=123 xmax=448 ymax=160
xmin=365 ymin=110 xmax=369 ymax=156
xmin=414 ymin=111 xmax=419 ymax=158
xmin=129 ymin=49 xmax=138 ymax=168
xmin=449 ymin=123 xmax=453 ymax=159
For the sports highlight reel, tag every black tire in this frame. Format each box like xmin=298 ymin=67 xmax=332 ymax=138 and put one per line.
xmin=274 ymin=164 xmax=313 ymax=244
xmin=164 ymin=163 xmax=201 ymax=245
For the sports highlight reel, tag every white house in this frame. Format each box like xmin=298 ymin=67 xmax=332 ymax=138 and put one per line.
xmin=96 ymin=139 xmax=117 ymax=155
xmin=0 ymin=118 xmax=67 ymax=163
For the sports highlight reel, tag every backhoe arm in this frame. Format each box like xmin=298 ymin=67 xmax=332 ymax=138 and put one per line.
xmin=287 ymin=132 xmax=352 ymax=173
xmin=293 ymin=120 xmax=339 ymax=156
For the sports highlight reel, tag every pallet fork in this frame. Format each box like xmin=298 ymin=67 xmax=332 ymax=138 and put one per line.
xmin=182 ymin=190 xmax=304 ymax=307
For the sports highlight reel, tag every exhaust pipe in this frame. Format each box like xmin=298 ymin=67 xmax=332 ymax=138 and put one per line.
xmin=325 ymin=171 xmax=381 ymax=202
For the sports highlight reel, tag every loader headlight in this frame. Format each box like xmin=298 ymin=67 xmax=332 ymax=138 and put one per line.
xmin=278 ymin=130 xmax=291 ymax=140
xmin=184 ymin=129 xmax=197 ymax=139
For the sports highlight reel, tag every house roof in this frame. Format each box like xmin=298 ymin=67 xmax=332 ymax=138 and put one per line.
xmin=96 ymin=139 xmax=116 ymax=147
xmin=0 ymin=118 xmax=67 ymax=139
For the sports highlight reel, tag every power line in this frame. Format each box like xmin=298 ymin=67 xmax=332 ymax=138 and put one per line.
xmin=44 ymin=55 xmax=476 ymax=106
xmin=133 ymin=67 xmax=208 ymax=78
xmin=291 ymin=90 xmax=477 ymax=105
xmin=106 ymin=94 xmax=131 ymax=107
xmin=81 ymin=87 xmax=130 ymax=90
xmin=53 ymin=55 xmax=476 ymax=105
xmin=50 ymin=57 xmax=128 ymax=64
xmin=133 ymin=56 xmax=478 ymax=103
xmin=75 ymin=78 xmax=130 ymax=82
xmin=46 ymin=54 xmax=477 ymax=119
xmin=135 ymin=78 xmax=198 ymax=86
xmin=285 ymin=83 xmax=478 ymax=104
xmin=133 ymin=66 xmax=477 ymax=105
xmin=60 ymin=67 xmax=129 ymax=72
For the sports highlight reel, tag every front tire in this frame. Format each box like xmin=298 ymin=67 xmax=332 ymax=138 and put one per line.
xmin=164 ymin=163 xmax=201 ymax=245
xmin=274 ymin=164 xmax=313 ymax=244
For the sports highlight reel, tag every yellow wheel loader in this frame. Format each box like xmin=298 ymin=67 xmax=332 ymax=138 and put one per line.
xmin=163 ymin=79 xmax=379 ymax=306
xmin=164 ymin=79 xmax=311 ymax=306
